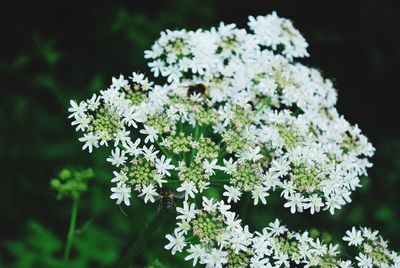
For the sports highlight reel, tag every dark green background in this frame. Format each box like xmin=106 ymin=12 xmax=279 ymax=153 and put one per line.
xmin=1 ymin=0 xmax=399 ymax=267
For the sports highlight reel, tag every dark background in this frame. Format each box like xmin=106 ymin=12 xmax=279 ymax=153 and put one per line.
xmin=1 ymin=0 xmax=399 ymax=267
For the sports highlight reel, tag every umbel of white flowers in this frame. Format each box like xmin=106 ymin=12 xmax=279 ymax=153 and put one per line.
xmin=164 ymin=197 xmax=400 ymax=268
xmin=69 ymin=12 xmax=373 ymax=215
xmin=67 ymin=11 xmax=399 ymax=268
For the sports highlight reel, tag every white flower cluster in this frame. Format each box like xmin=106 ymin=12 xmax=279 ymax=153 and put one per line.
xmin=343 ymin=227 xmax=400 ymax=268
xmin=69 ymin=12 xmax=373 ymax=215
xmin=67 ymin=11 xmax=398 ymax=267
xmin=166 ymin=199 xmax=400 ymax=268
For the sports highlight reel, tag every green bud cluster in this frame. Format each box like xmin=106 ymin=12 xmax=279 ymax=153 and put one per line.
xmin=166 ymin=38 xmax=191 ymax=59
xmin=230 ymin=105 xmax=254 ymax=131
xmin=124 ymin=83 xmax=147 ymax=105
xmin=365 ymin=238 xmax=397 ymax=266
xmin=90 ymin=107 xmax=121 ymax=141
xmin=178 ymin=162 xmax=208 ymax=188
xmin=222 ymin=130 xmax=246 ymax=153
xmin=125 ymin=157 xmax=156 ymax=190
xmin=272 ymin=65 xmax=297 ymax=90
xmin=218 ymin=36 xmax=239 ymax=54
xmin=276 ymin=235 xmax=301 ymax=262
xmin=277 ymin=125 xmax=301 ymax=149
xmin=194 ymin=136 xmax=219 ymax=161
xmin=50 ymin=168 xmax=94 ymax=200
xmin=147 ymin=113 xmax=173 ymax=134
xmin=290 ymin=164 xmax=320 ymax=193
xmin=166 ymin=132 xmax=192 ymax=154
xmin=317 ymin=256 xmax=342 ymax=268
xmin=226 ymin=249 xmax=251 ymax=268
xmin=341 ymin=132 xmax=358 ymax=155
xmin=191 ymin=211 xmax=224 ymax=244
xmin=279 ymin=231 xmax=339 ymax=267
xmin=230 ymin=162 xmax=261 ymax=191
xmin=194 ymin=108 xmax=218 ymax=126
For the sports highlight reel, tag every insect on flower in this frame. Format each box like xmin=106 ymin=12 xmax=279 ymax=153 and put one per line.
xmin=186 ymin=83 xmax=208 ymax=98
xmin=157 ymin=187 xmax=185 ymax=212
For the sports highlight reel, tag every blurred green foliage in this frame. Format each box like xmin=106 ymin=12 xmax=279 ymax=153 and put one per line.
xmin=0 ymin=0 xmax=399 ymax=267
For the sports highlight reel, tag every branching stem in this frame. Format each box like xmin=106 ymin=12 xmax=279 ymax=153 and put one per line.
xmin=119 ymin=211 xmax=167 ymax=267
xmin=64 ymin=197 xmax=79 ymax=261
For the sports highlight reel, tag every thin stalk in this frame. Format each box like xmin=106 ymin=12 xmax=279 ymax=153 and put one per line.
xmin=239 ymin=193 xmax=251 ymax=224
xmin=118 ymin=211 xmax=167 ymax=267
xmin=64 ymin=197 xmax=79 ymax=261
xmin=155 ymin=141 xmax=178 ymax=165
xmin=255 ymin=97 xmax=271 ymax=115
xmin=190 ymin=123 xmax=201 ymax=163
xmin=218 ymin=144 xmax=228 ymax=158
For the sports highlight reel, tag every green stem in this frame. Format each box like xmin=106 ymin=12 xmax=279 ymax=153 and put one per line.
xmin=239 ymin=193 xmax=251 ymax=224
xmin=156 ymin=141 xmax=178 ymax=165
xmin=119 ymin=211 xmax=167 ymax=267
xmin=190 ymin=123 xmax=201 ymax=163
xmin=64 ymin=197 xmax=79 ymax=261
xmin=218 ymin=144 xmax=228 ymax=158
xmin=255 ymin=97 xmax=271 ymax=115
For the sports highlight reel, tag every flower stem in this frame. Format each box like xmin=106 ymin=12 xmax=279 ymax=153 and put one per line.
xmin=255 ymin=97 xmax=271 ymax=115
xmin=239 ymin=193 xmax=251 ymax=224
xmin=119 ymin=211 xmax=168 ymax=267
xmin=64 ymin=197 xmax=79 ymax=261
xmin=190 ymin=123 xmax=201 ymax=163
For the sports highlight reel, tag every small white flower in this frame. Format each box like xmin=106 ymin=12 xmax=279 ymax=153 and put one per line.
xmin=138 ymin=184 xmax=158 ymax=203
xmin=267 ymin=219 xmax=287 ymax=236
xmin=86 ymin=94 xmax=100 ymax=111
xmin=202 ymin=248 xmax=228 ymax=268
xmin=111 ymin=170 xmax=128 ymax=183
xmin=240 ymin=146 xmax=263 ymax=162
xmin=339 ymin=260 xmax=353 ymax=268
xmin=252 ymin=185 xmax=269 ymax=205
xmin=224 ymin=211 xmax=242 ymax=231
xmin=71 ymin=114 xmax=90 ymax=131
xmin=110 ymin=182 xmax=131 ymax=206
xmin=343 ymin=227 xmax=363 ymax=246
xmin=155 ymin=155 xmax=175 ymax=176
xmin=202 ymin=196 xmax=218 ymax=212
xmin=140 ymin=125 xmax=159 ymax=143
xmin=114 ymin=129 xmax=130 ymax=147
xmin=223 ymin=185 xmax=242 ymax=203
xmin=141 ymin=145 xmax=159 ymax=162
xmin=217 ymin=201 xmax=231 ymax=215
xmin=68 ymin=100 xmax=87 ymax=118
xmin=202 ymin=159 xmax=219 ymax=176
xmin=355 ymin=253 xmax=373 ymax=268
xmin=111 ymin=74 xmax=128 ymax=89
xmin=176 ymin=201 xmax=197 ymax=221
xmin=185 ymin=244 xmax=206 ymax=266
xmin=165 ymin=229 xmax=186 ymax=255
xmin=284 ymin=193 xmax=305 ymax=213
xmin=220 ymin=158 xmax=237 ymax=175
xmin=106 ymin=147 xmax=127 ymax=167
xmin=124 ymin=138 xmax=142 ymax=156
xmin=122 ymin=106 xmax=140 ymax=128
xmin=177 ymin=181 xmax=198 ymax=200
xmin=304 ymin=194 xmax=324 ymax=214
xmin=78 ymin=132 xmax=100 ymax=153
xmin=324 ymin=195 xmax=343 ymax=215
xmin=250 ymin=256 xmax=271 ymax=268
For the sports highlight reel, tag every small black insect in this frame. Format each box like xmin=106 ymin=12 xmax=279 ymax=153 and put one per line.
xmin=158 ymin=188 xmax=184 ymax=212
xmin=187 ymin=83 xmax=207 ymax=98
